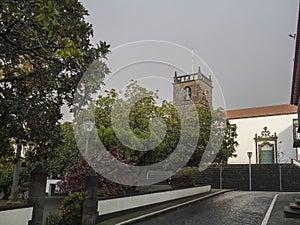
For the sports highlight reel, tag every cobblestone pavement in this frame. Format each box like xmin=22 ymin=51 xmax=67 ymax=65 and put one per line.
xmin=133 ymin=191 xmax=276 ymax=225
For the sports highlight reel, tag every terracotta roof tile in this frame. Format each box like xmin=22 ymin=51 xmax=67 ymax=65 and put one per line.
xmin=226 ymin=104 xmax=297 ymax=120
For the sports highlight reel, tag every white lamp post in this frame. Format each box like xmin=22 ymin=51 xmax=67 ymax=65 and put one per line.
xmin=83 ymin=120 xmax=95 ymax=157
xmin=247 ymin=152 xmax=253 ymax=191
xmin=278 ymin=141 xmax=282 ymax=191
xmin=219 ymin=160 xmax=223 ymax=189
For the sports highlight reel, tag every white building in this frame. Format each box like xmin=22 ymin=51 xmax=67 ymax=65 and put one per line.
xmin=226 ymin=104 xmax=299 ymax=164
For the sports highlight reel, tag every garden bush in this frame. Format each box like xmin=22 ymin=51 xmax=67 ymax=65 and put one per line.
xmin=46 ymin=214 xmax=62 ymax=225
xmin=60 ymin=192 xmax=84 ymax=225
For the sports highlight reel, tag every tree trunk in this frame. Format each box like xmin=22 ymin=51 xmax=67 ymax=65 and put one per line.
xmin=9 ymin=143 xmax=22 ymax=200
xmin=1 ymin=185 xmax=10 ymax=200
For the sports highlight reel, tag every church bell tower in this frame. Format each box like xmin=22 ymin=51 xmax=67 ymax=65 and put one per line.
xmin=173 ymin=67 xmax=213 ymax=108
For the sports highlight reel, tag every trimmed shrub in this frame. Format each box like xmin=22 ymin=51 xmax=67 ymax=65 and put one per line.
xmin=60 ymin=192 xmax=84 ymax=225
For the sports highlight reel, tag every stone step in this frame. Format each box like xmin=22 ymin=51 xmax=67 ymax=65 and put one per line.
xmin=290 ymin=203 xmax=300 ymax=209
xmin=296 ymin=199 xmax=300 ymax=205
xmin=284 ymin=206 xmax=300 ymax=218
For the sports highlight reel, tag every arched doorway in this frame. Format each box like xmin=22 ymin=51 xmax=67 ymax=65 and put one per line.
xmin=254 ymin=127 xmax=278 ymax=164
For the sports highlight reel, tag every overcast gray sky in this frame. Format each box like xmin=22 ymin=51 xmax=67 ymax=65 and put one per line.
xmin=79 ymin=0 xmax=298 ymax=110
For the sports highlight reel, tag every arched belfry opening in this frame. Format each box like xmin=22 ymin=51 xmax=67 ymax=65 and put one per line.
xmin=184 ymin=86 xmax=192 ymax=100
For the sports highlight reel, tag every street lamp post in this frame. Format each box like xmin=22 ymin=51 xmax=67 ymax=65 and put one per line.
xmin=279 ymin=162 xmax=282 ymax=191
xmin=219 ymin=160 xmax=223 ymax=189
xmin=83 ymin=120 xmax=95 ymax=157
xmin=247 ymin=152 xmax=253 ymax=191
xmin=278 ymin=141 xmax=283 ymax=191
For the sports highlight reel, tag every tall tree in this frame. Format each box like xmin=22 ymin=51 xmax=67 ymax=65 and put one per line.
xmin=93 ymin=81 xmax=181 ymax=165
xmin=186 ymin=106 xmax=238 ymax=166
xmin=214 ymin=121 xmax=238 ymax=163
xmin=93 ymin=82 xmax=238 ymax=168
xmin=0 ymin=0 xmax=110 ymax=199
xmin=60 ymin=82 xmax=237 ymax=191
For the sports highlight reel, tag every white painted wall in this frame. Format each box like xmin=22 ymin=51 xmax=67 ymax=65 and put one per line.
xmin=98 ymin=185 xmax=211 ymax=216
xmin=45 ymin=179 xmax=60 ymax=194
xmin=0 ymin=206 xmax=33 ymax=225
xmin=228 ymin=113 xmax=298 ymax=164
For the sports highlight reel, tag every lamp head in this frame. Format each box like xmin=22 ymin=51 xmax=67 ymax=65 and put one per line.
xmin=83 ymin=119 xmax=95 ymax=132
xmin=247 ymin=152 xmax=253 ymax=159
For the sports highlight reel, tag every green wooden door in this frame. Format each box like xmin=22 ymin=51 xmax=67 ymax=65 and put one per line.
xmin=260 ymin=150 xmax=273 ymax=164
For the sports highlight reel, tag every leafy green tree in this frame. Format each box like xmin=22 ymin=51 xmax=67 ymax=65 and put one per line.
xmin=94 ymin=83 xmax=238 ymax=168
xmin=214 ymin=122 xmax=238 ymax=163
xmin=186 ymin=106 xmax=238 ymax=166
xmin=57 ymin=82 xmax=237 ymax=193
xmin=94 ymin=81 xmax=181 ymax=165
xmin=0 ymin=134 xmax=14 ymax=162
xmin=0 ymin=165 xmax=30 ymax=200
xmin=0 ymin=167 xmax=13 ymax=199
xmin=25 ymin=122 xmax=81 ymax=177
xmin=0 ymin=0 xmax=110 ymax=199
xmin=186 ymin=105 xmax=212 ymax=167
xmin=49 ymin=122 xmax=81 ymax=176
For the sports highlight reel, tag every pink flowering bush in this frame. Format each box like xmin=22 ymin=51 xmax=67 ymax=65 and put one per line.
xmin=57 ymin=145 xmax=136 ymax=196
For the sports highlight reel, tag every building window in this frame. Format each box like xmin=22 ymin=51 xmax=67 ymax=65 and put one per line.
xmin=184 ymin=86 xmax=192 ymax=100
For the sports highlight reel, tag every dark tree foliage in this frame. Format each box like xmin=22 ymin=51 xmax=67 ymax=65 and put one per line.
xmin=25 ymin=122 xmax=81 ymax=177
xmin=0 ymin=0 xmax=110 ymax=198
xmin=94 ymin=83 xmax=238 ymax=168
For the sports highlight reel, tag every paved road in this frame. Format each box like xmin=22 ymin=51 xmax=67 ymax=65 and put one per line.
xmin=133 ymin=191 xmax=276 ymax=225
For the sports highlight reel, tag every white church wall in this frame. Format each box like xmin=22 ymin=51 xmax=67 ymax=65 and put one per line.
xmin=228 ymin=113 xmax=297 ymax=164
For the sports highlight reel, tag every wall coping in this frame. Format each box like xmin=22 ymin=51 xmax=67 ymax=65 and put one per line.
xmin=0 ymin=204 xmax=33 ymax=212
xmin=98 ymin=186 xmax=183 ymax=201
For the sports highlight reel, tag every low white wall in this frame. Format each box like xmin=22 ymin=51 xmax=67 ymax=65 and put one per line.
xmin=45 ymin=179 xmax=60 ymax=194
xmin=0 ymin=206 xmax=33 ymax=225
xmin=98 ymin=185 xmax=211 ymax=216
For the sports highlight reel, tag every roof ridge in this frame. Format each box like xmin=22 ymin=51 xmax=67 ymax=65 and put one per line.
xmin=226 ymin=104 xmax=297 ymax=120
xmin=226 ymin=104 xmax=295 ymax=112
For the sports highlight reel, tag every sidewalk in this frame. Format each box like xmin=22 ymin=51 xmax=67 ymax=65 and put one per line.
xmin=266 ymin=192 xmax=300 ymax=225
xmin=97 ymin=189 xmax=231 ymax=225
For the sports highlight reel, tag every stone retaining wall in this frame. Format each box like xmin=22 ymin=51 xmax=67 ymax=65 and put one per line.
xmin=178 ymin=164 xmax=300 ymax=191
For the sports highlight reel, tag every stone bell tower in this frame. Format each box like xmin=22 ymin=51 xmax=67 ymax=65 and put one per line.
xmin=173 ymin=67 xmax=213 ymax=108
